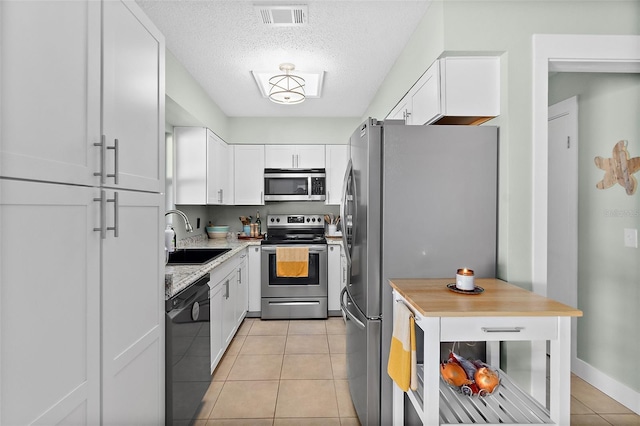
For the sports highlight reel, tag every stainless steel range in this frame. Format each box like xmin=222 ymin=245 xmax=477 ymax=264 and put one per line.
xmin=261 ymin=214 xmax=328 ymax=319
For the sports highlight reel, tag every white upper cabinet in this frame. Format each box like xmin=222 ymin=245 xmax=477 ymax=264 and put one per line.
xmin=234 ymin=145 xmax=265 ymax=205
xmin=101 ymin=0 xmax=165 ymax=193
xmin=387 ymin=56 xmax=500 ymax=126
xmin=0 ymin=0 xmax=164 ymax=192
xmin=0 ymin=0 xmax=101 ymax=185
xmin=207 ymin=131 xmax=233 ymax=205
xmin=175 ymin=127 xmax=208 ymax=204
xmin=325 ymin=145 xmax=349 ymax=205
xmin=264 ymin=145 xmax=325 ymax=169
xmin=175 ymin=127 xmax=233 ymax=205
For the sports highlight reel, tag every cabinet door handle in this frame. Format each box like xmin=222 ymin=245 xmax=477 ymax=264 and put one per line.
xmin=94 ymin=135 xmax=107 ymax=184
xmin=107 ymin=191 xmax=119 ymax=237
xmin=237 ymin=268 xmax=242 ymax=284
xmin=260 ymin=191 xmax=263 ymax=204
xmin=481 ymin=327 xmax=524 ymax=333
xmin=93 ymin=190 xmax=118 ymax=238
xmin=106 ymin=138 xmax=119 ymax=184
xmin=224 ymin=280 xmax=229 ymax=299
xmin=93 ymin=189 xmax=107 ymax=239
xmin=218 ymin=189 xmax=223 ymax=204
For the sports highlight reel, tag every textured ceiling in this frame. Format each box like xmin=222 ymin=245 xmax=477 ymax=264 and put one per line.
xmin=136 ymin=0 xmax=431 ymax=118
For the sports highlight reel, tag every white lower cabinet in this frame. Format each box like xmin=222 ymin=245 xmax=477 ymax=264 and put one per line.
xmin=221 ymin=269 xmax=237 ymax=348
xmin=236 ymin=252 xmax=248 ymax=324
xmin=0 ymin=179 xmax=164 ymax=425
xmin=209 ymin=249 xmax=250 ymax=372
xmin=247 ymin=245 xmax=262 ymax=313
xmin=328 ymin=243 xmax=346 ymax=314
xmin=0 ymin=180 xmax=101 ymax=425
xmin=210 ymin=282 xmax=225 ymax=370
xmin=101 ymin=189 xmax=164 ymax=425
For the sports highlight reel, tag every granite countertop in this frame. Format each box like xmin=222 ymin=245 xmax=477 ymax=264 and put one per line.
xmin=165 ymin=235 xmax=261 ymax=300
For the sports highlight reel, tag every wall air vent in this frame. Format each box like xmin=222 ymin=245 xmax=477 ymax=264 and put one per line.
xmin=255 ymin=4 xmax=308 ymax=26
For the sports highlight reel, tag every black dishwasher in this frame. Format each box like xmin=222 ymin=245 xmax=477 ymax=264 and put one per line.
xmin=165 ymin=273 xmax=211 ymax=425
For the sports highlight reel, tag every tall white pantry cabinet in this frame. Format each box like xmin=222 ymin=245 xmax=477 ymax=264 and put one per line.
xmin=0 ymin=1 xmax=166 ymax=425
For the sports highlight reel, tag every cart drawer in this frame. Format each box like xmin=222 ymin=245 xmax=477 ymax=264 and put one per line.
xmin=440 ymin=316 xmax=558 ymax=342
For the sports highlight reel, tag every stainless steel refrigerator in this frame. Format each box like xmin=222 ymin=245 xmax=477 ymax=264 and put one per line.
xmin=339 ymin=119 xmax=498 ymax=426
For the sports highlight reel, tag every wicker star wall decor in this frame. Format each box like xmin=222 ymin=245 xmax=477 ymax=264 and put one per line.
xmin=594 ymin=140 xmax=640 ymax=195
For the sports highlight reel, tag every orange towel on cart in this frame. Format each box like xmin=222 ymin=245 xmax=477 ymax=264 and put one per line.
xmin=387 ymin=301 xmax=417 ymax=392
xmin=276 ymin=246 xmax=309 ymax=277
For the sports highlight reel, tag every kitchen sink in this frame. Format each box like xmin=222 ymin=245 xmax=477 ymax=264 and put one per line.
xmin=166 ymin=248 xmax=231 ymax=265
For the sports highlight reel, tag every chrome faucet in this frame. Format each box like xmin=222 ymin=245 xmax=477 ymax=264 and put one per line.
xmin=165 ymin=209 xmax=194 ymax=232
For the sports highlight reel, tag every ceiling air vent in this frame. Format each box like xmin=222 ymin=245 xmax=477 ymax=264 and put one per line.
xmin=255 ymin=4 xmax=308 ymax=26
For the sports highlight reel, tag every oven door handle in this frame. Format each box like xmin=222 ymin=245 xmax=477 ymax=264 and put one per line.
xmin=261 ymin=245 xmax=327 ymax=253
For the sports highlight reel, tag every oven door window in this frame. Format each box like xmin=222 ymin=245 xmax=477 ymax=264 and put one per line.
xmin=265 ymin=177 xmax=309 ymax=196
xmin=267 ymin=251 xmax=320 ymax=285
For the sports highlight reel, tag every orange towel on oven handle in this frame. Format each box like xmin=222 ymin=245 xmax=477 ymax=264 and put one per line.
xmin=276 ymin=246 xmax=309 ymax=277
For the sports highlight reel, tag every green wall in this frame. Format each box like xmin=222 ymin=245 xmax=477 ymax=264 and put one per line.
xmin=228 ymin=117 xmax=359 ymax=144
xmin=549 ymin=73 xmax=640 ymax=392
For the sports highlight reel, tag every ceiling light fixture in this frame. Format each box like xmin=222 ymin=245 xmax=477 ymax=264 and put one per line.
xmin=268 ymin=63 xmax=305 ymax=105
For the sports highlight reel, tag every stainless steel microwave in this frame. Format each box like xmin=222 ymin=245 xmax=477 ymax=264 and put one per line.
xmin=264 ymin=168 xmax=326 ymax=201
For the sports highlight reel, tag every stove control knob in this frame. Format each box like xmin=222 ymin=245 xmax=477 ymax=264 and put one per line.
xmin=306 ymin=218 xmax=310 ymax=222
xmin=311 ymin=217 xmax=316 ymax=222
xmin=270 ymin=218 xmax=274 ymax=222
xmin=276 ymin=218 xmax=280 ymax=223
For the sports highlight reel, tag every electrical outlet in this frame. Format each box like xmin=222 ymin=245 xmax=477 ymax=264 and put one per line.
xmin=624 ymin=228 xmax=638 ymax=248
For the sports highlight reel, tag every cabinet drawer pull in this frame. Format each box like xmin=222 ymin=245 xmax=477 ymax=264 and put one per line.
xmin=482 ymin=327 xmax=524 ymax=333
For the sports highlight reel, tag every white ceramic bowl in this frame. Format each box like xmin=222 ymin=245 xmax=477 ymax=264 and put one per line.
xmin=207 ymin=231 xmax=228 ymax=239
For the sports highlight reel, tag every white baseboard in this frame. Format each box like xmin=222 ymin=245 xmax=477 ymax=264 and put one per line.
xmin=573 ymin=357 xmax=640 ymax=415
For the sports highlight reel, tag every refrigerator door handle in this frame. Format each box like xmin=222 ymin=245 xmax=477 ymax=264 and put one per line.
xmin=340 ymin=159 xmax=354 ymax=267
xmin=340 ymin=287 xmax=365 ymax=330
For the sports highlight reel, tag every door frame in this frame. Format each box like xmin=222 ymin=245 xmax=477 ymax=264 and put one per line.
xmin=532 ymin=34 xmax=640 ymax=296
xmin=531 ymin=34 xmax=640 ymax=414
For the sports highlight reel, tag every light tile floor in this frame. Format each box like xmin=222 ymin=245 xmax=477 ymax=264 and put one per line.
xmin=187 ymin=318 xmax=639 ymax=426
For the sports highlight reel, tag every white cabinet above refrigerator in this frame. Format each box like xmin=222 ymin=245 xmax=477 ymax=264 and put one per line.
xmin=387 ymin=56 xmax=500 ymax=126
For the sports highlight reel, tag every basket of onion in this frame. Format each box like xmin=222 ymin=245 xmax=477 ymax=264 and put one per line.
xmin=440 ymin=351 xmax=500 ymax=396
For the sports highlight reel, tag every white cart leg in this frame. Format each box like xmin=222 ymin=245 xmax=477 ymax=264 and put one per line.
xmin=549 ymin=316 xmax=571 ymax=425
xmin=421 ymin=317 xmax=440 ymax=426
xmin=531 ymin=340 xmax=547 ymax=405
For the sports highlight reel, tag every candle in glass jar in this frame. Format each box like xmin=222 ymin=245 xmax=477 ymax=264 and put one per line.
xmin=456 ymin=268 xmax=475 ymax=291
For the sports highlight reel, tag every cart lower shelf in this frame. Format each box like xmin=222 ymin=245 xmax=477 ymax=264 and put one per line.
xmin=412 ymin=365 xmax=553 ymax=424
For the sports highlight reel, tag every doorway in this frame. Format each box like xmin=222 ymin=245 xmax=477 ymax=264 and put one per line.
xmin=532 ymin=34 xmax=640 ymax=413
xmin=547 ymin=96 xmax=578 ymax=367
